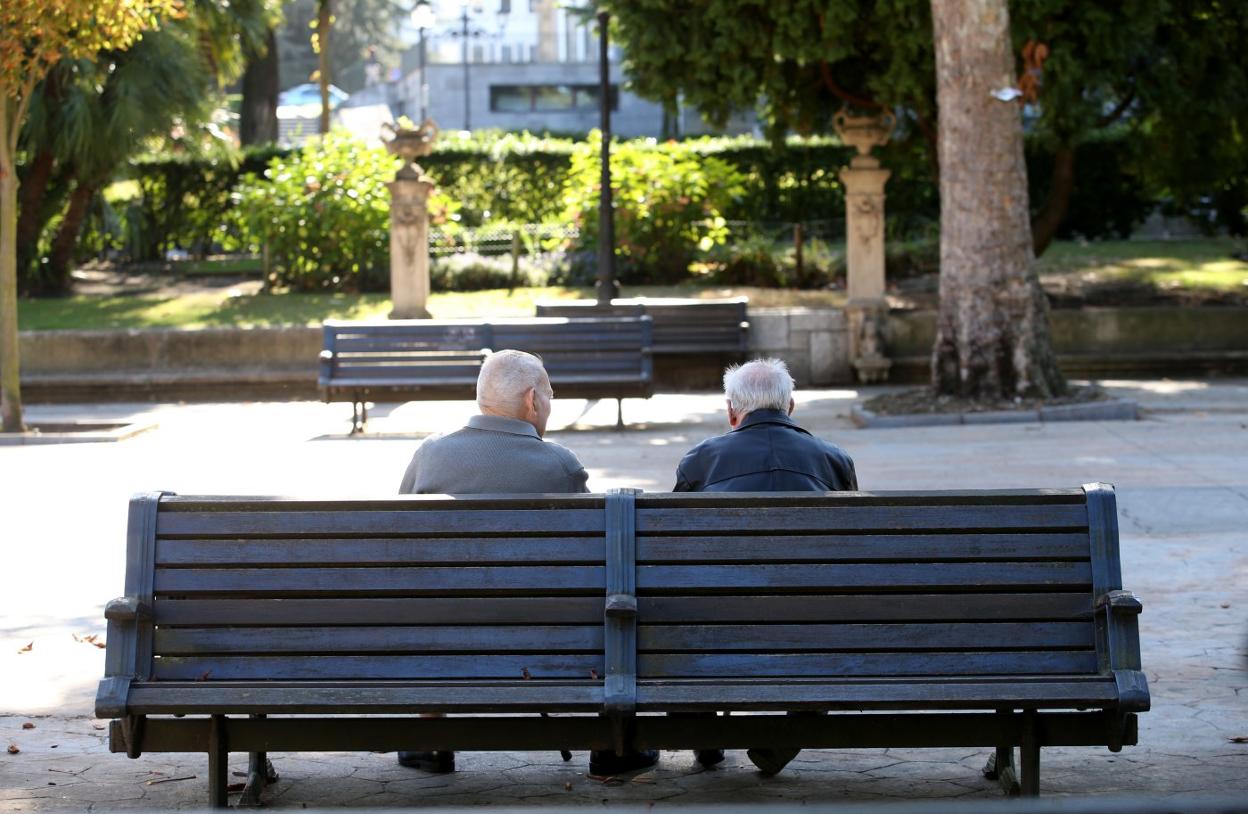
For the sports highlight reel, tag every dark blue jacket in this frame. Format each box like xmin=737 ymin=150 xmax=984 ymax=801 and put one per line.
xmin=673 ymin=409 xmax=858 ymax=493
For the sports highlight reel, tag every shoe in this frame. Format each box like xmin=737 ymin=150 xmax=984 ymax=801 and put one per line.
xmin=694 ymin=749 xmax=725 ymax=767
xmin=747 ymin=747 xmax=800 ymax=776
xmin=589 ymin=749 xmax=658 ymax=776
xmin=396 ymin=750 xmax=455 ymax=773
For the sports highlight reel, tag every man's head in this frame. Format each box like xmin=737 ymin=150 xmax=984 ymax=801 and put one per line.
xmin=477 ymin=349 xmax=554 ymax=436
xmin=722 ymin=358 xmax=795 ymax=428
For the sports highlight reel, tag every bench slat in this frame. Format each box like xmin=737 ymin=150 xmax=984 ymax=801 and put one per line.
xmin=635 ymin=562 xmax=1091 ymax=592
xmin=155 ymin=565 xmax=603 ymax=595
xmin=638 ymin=593 xmax=1093 ymax=622
xmin=156 ymin=509 xmax=605 ymax=537
xmin=152 ymin=654 xmax=604 ymax=681
xmin=154 ymin=597 xmax=605 ymax=626
xmin=639 ymin=651 xmax=1098 ymax=678
xmin=635 ymin=678 xmax=1119 ymax=710
xmin=127 ymin=682 xmax=603 ymax=714
xmin=636 ymin=505 xmax=1088 ymax=532
xmin=637 ymin=622 xmax=1095 ymax=651
xmin=636 ymin=533 xmax=1090 ymax=562
xmin=155 ymin=625 xmax=603 ymax=654
xmin=157 ymin=537 xmax=605 ymax=566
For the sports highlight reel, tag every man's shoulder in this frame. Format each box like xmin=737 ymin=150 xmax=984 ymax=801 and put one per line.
xmin=540 ymin=438 xmax=586 ymax=475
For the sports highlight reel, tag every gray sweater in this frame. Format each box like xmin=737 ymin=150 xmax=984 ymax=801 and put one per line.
xmin=399 ymin=414 xmax=590 ymax=494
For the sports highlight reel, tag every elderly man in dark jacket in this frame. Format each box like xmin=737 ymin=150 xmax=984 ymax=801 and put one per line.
xmin=672 ymin=357 xmax=858 ymax=774
xmin=674 ymin=358 xmax=857 ymax=493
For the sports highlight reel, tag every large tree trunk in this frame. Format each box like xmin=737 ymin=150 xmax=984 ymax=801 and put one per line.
xmin=240 ymin=28 xmax=279 ymax=146
xmin=15 ymin=147 xmax=55 ymax=281
xmin=1 ymin=102 xmax=27 ymax=432
xmin=1031 ymin=143 xmax=1074 ymax=257
xmin=929 ymin=0 xmax=1064 ymax=399
xmin=317 ymin=0 xmax=332 ymax=135
xmin=45 ymin=178 xmax=98 ymax=289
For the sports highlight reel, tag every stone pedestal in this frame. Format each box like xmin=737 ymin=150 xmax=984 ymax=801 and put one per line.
xmin=383 ymin=120 xmax=438 ymax=320
xmin=835 ymin=110 xmax=895 ymax=383
xmin=388 ymin=172 xmax=435 ymax=319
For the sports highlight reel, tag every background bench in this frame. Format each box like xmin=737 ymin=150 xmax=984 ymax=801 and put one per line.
xmin=534 ymin=298 xmax=749 ymax=357
xmin=97 ymin=485 xmax=1147 ymax=807
xmin=319 ymin=316 xmax=653 ymax=431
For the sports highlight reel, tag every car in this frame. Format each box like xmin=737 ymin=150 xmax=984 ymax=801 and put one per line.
xmin=278 ymin=83 xmax=349 ymax=111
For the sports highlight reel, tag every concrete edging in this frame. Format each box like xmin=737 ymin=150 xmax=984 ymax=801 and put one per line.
xmin=849 ymin=398 xmax=1139 ymax=429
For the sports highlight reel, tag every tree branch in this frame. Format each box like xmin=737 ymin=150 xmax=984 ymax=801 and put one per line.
xmin=9 ymin=76 xmax=39 ymax=157
xmin=1096 ymin=85 xmax=1136 ymax=128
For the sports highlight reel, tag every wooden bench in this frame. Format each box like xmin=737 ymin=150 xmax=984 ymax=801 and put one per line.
xmin=319 ymin=317 xmax=654 ymax=432
xmin=534 ymin=298 xmax=749 ymax=357
xmin=96 ymin=485 xmax=1147 ymax=807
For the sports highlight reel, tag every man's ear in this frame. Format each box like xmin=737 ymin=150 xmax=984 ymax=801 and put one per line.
xmin=523 ymin=387 xmax=537 ymax=416
xmin=787 ymin=397 xmax=795 ymax=416
xmin=726 ymin=399 xmax=740 ymax=428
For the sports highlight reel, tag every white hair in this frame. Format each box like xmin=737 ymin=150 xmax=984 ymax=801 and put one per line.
xmin=477 ymin=349 xmax=549 ymax=416
xmin=723 ymin=358 xmax=794 ymax=415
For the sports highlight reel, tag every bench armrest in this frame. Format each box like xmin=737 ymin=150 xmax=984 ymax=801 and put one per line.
xmin=1096 ymin=589 xmax=1142 ymax=614
xmin=105 ymin=596 xmax=151 ymax=623
xmin=319 ymin=349 xmax=335 ymax=362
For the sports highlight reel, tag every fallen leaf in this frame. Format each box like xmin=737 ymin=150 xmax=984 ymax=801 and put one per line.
xmin=564 ymin=782 xmax=573 ymax=791
xmin=589 ymin=669 xmax=599 ymax=680
xmin=521 ymin=667 xmax=532 ymax=680
xmin=17 ymin=642 xmax=32 ymax=654
xmin=1220 ymin=602 xmax=1231 ymax=609
xmin=145 ymin=775 xmax=196 ymax=786
xmin=93 ymin=641 xmax=106 ymax=649
xmin=47 ymin=782 xmax=56 ymax=786
xmin=82 ymin=634 xmax=99 ymax=644
xmin=1228 ymin=736 xmax=1248 ymax=744
xmin=7 ymin=743 xmax=19 ymax=754
xmin=50 ymin=745 xmax=58 ymax=749
xmin=197 ymin=670 xmax=213 ymax=682
xmin=92 ymin=724 xmax=105 ymax=731
xmin=21 ymin=723 xmax=34 ymax=730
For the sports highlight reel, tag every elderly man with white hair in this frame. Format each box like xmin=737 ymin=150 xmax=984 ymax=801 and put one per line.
xmin=674 ymin=357 xmax=857 ymax=494
xmin=672 ymin=357 xmax=857 ymax=774
xmin=399 ymin=348 xmax=587 ymax=495
xmin=397 ymin=349 xmax=658 ymax=777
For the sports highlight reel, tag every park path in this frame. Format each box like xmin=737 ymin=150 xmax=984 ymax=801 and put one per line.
xmin=1 ymin=379 xmax=1245 ymax=808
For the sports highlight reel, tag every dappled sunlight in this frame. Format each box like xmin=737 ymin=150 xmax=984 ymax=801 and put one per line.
xmin=1100 ymin=379 xmax=1211 ymax=395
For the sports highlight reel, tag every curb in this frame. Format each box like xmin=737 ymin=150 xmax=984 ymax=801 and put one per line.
xmin=0 ymin=418 xmax=159 ymax=445
xmin=850 ymin=399 xmax=1138 ymax=429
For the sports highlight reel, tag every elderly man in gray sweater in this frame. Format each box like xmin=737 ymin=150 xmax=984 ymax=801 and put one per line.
xmin=397 ymin=349 xmax=657 ymax=777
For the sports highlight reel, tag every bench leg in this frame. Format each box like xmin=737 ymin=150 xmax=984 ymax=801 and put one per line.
xmin=237 ymin=752 xmax=279 ymax=808
xmin=350 ymin=400 xmax=368 ymax=434
xmin=1020 ymin=710 xmax=1041 ymax=797
xmin=982 ymin=710 xmax=1020 ymax=796
xmin=207 ymin=714 xmax=229 ymax=809
xmin=616 ymin=399 xmax=624 ymax=431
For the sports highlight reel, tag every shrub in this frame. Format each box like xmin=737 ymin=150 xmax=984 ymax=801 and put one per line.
xmin=233 ymin=134 xmax=458 ymax=292
xmin=562 ymin=134 xmax=746 ymax=284
xmin=430 ymin=252 xmax=547 ymax=291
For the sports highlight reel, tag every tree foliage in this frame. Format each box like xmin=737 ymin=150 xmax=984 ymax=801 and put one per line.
xmin=1 ymin=0 xmax=176 ymax=432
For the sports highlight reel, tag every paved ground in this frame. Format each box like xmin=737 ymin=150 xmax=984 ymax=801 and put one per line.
xmin=1 ymin=378 xmax=1246 ymax=810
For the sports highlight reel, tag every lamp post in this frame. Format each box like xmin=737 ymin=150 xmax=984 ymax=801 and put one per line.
xmin=410 ymin=1 xmax=435 ymax=122
xmin=455 ymin=0 xmax=485 ymax=131
xmin=595 ymin=8 xmax=618 ymax=304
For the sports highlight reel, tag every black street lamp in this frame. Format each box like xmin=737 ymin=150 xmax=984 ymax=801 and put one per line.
xmin=452 ymin=0 xmax=486 ymax=130
xmin=410 ymin=1 xmax=435 ymax=122
xmin=596 ymin=8 xmax=618 ymax=305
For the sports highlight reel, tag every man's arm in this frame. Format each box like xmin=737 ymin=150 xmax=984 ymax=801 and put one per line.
xmin=398 ymin=445 xmax=424 ymax=494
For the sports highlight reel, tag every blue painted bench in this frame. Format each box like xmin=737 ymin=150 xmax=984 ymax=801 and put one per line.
xmin=96 ymin=484 xmax=1147 ymax=806
xmin=318 ymin=316 xmax=654 ymax=432
xmin=535 ymin=297 xmax=749 ymax=357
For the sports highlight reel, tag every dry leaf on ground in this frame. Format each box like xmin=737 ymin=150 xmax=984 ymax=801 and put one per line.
xmin=21 ymin=723 xmax=34 ymax=730
xmin=7 ymin=743 xmax=19 ymax=754
xmin=1228 ymin=736 xmax=1248 ymax=743
xmin=17 ymin=642 xmax=32 ymax=654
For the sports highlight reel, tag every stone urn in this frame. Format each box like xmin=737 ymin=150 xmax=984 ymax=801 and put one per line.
xmin=382 ymin=119 xmax=438 ymax=180
xmin=833 ymin=109 xmax=896 ymax=167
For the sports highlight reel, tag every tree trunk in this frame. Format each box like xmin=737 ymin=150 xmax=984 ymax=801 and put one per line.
xmin=240 ymin=28 xmax=280 ymax=146
xmin=1 ymin=101 xmax=27 ymax=432
xmin=15 ymin=147 xmax=55 ymax=280
xmin=1031 ymin=143 xmax=1074 ymax=257
xmin=929 ymin=0 xmax=1064 ymax=399
xmin=46 ymin=178 xmax=98 ymax=288
xmin=317 ymin=0 xmax=332 ymax=135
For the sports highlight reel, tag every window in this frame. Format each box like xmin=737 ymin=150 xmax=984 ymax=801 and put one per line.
xmin=499 ymin=0 xmax=510 ymax=12
xmin=489 ymin=84 xmax=618 ymax=113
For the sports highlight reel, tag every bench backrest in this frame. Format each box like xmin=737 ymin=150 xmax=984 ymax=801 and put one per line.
xmin=534 ymin=299 xmax=748 ymax=354
xmin=320 ymin=317 xmax=652 ymax=389
xmin=99 ymin=487 xmax=1144 ymax=717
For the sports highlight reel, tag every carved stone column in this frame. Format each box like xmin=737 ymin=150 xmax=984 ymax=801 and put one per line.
xmin=836 ymin=110 xmax=895 ymax=383
xmin=384 ymin=120 xmax=438 ymax=319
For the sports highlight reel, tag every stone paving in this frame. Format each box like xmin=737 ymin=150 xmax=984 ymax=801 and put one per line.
xmin=1 ymin=378 xmax=1246 ymax=810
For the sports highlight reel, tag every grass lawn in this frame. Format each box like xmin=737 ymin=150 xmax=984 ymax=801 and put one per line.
xmin=1036 ymin=237 xmax=1248 ymax=291
xmin=17 ymin=238 xmax=1247 ymax=331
